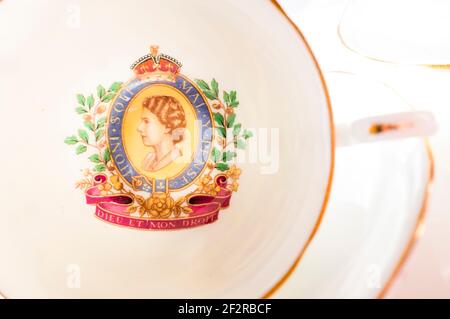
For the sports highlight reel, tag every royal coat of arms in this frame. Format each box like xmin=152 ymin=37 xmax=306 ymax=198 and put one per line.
xmin=64 ymin=46 xmax=253 ymax=230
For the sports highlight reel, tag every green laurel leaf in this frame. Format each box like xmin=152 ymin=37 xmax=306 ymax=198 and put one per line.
xmin=96 ymin=117 xmax=107 ymax=129
xmin=86 ymin=94 xmax=94 ymax=109
xmin=230 ymin=90 xmax=237 ymax=102
xmin=217 ymin=127 xmax=227 ymax=139
xmin=97 ymin=85 xmax=106 ymax=99
xmin=211 ymin=79 xmax=219 ymax=97
xmin=103 ymin=148 xmax=111 ymax=163
xmin=88 ymin=154 xmax=101 ymax=163
xmin=64 ymin=135 xmax=78 ymax=145
xmin=95 ymin=129 xmax=104 ymax=141
xmin=75 ymin=145 xmax=87 ymax=155
xmin=230 ymin=100 xmax=239 ymax=108
xmin=94 ymin=164 xmax=106 ymax=172
xmin=215 ymin=163 xmax=230 ymax=172
xmin=227 ymin=113 xmax=236 ymax=128
xmin=75 ymin=107 xmax=87 ymax=114
xmin=222 ymin=151 xmax=236 ymax=162
xmin=78 ymin=129 xmax=89 ymax=143
xmin=211 ymin=147 xmax=221 ymax=163
xmin=233 ymin=123 xmax=242 ymax=136
xmin=195 ymin=79 xmax=210 ymax=91
xmin=243 ymin=129 xmax=253 ymax=139
xmin=77 ymin=94 xmax=86 ymax=106
xmin=109 ymin=82 xmax=122 ymax=93
xmin=236 ymin=139 xmax=246 ymax=150
xmin=223 ymin=91 xmax=230 ymax=105
xmin=229 ymin=91 xmax=239 ymax=108
xmin=102 ymin=93 xmax=115 ymax=103
xmin=84 ymin=121 xmax=95 ymax=132
xmin=213 ymin=112 xmax=224 ymax=127
xmin=204 ymin=90 xmax=217 ymax=100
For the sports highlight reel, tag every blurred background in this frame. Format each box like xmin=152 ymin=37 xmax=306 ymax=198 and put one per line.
xmin=279 ymin=0 xmax=450 ymax=298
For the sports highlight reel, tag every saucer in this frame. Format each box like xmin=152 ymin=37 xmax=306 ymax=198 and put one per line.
xmin=271 ymin=72 xmax=433 ymax=298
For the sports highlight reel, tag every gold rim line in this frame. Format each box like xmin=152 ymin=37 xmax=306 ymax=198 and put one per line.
xmin=337 ymin=2 xmax=450 ymax=69
xmin=305 ymin=71 xmax=435 ymax=298
xmin=377 ymin=139 xmax=435 ymax=299
xmin=262 ymin=0 xmax=336 ymax=299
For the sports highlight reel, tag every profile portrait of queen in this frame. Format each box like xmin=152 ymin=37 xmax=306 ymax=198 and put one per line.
xmin=137 ymin=95 xmax=187 ymax=172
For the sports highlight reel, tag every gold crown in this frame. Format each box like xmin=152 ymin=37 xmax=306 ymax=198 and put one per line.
xmin=130 ymin=45 xmax=182 ymax=82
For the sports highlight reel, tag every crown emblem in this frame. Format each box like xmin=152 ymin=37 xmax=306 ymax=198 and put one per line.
xmin=130 ymin=45 xmax=182 ymax=82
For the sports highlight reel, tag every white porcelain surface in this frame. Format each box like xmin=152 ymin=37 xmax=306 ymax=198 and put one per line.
xmin=0 ymin=0 xmax=332 ymax=298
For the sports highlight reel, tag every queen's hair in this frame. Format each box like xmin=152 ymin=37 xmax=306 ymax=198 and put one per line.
xmin=142 ymin=95 xmax=186 ymax=143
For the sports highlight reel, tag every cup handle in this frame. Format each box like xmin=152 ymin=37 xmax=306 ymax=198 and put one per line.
xmin=335 ymin=111 xmax=437 ymax=147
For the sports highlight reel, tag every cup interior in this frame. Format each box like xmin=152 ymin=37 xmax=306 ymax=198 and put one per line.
xmin=0 ymin=0 xmax=332 ymax=298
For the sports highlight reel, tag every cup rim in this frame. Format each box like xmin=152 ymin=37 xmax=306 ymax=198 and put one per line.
xmin=377 ymin=139 xmax=434 ymax=298
xmin=261 ymin=0 xmax=336 ymax=298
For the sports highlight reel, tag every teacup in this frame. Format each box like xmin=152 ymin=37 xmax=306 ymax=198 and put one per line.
xmin=0 ymin=0 xmax=436 ymax=298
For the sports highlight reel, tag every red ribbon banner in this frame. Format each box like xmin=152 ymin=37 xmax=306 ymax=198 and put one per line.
xmin=85 ymin=175 xmax=231 ymax=230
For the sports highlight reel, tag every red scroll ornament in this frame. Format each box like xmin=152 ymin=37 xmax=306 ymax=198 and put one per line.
xmin=85 ymin=175 xmax=232 ymax=230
